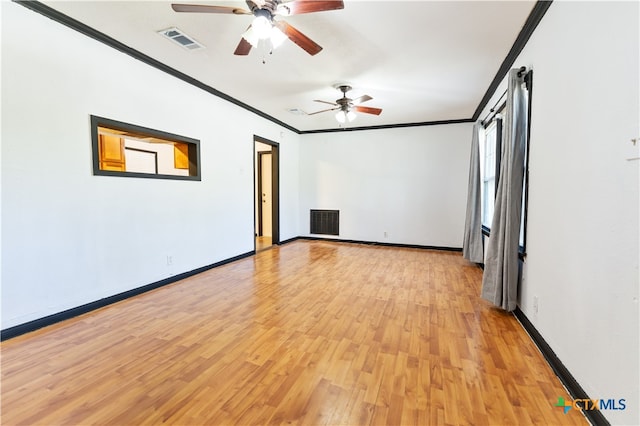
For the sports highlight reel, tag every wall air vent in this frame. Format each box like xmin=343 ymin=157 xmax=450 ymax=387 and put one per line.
xmin=158 ymin=27 xmax=205 ymax=51
xmin=310 ymin=209 xmax=339 ymax=236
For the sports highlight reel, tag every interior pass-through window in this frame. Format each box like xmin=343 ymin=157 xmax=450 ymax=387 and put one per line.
xmin=91 ymin=115 xmax=201 ymax=181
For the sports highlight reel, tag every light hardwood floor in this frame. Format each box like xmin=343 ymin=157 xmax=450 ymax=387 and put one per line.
xmin=256 ymin=236 xmax=273 ymax=252
xmin=1 ymin=240 xmax=586 ymax=425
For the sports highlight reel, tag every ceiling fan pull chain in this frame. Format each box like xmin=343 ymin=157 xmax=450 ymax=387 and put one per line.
xmin=260 ymin=41 xmax=270 ymax=64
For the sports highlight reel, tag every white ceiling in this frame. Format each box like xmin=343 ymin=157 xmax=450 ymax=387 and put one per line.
xmin=41 ymin=0 xmax=536 ymax=132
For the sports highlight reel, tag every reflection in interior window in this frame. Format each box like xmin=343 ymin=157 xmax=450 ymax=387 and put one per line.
xmin=91 ymin=115 xmax=200 ymax=181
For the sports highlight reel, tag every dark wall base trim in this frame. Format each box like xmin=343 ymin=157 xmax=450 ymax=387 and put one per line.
xmin=278 ymin=236 xmax=301 ymax=245
xmin=293 ymin=236 xmax=462 ymax=252
xmin=513 ymin=308 xmax=609 ymax=426
xmin=1 ymin=250 xmax=255 ymax=341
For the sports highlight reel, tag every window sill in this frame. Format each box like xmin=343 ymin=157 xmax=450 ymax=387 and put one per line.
xmin=481 ymin=226 xmax=527 ymax=260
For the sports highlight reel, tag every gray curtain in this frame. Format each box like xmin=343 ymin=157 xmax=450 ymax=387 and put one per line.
xmin=481 ymin=68 xmax=527 ymax=311
xmin=462 ymin=121 xmax=484 ymax=263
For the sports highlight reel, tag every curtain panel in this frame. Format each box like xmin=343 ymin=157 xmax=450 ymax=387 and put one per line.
xmin=462 ymin=121 xmax=484 ymax=263
xmin=481 ymin=68 xmax=528 ymax=311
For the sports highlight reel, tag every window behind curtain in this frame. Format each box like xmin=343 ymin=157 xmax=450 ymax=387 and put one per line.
xmin=481 ymin=119 xmax=501 ymax=229
xmin=480 ymin=71 xmax=532 ymax=254
xmin=519 ymin=85 xmax=530 ymax=248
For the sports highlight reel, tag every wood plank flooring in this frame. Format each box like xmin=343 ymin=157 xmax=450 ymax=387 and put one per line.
xmin=256 ymin=236 xmax=273 ymax=252
xmin=1 ymin=240 xmax=586 ymax=425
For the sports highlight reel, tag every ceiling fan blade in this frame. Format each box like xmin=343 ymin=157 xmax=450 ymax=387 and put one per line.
xmin=274 ymin=20 xmax=322 ymax=55
xmin=352 ymin=95 xmax=372 ymax=105
xmin=308 ymin=107 xmax=339 ymax=115
xmin=171 ymin=4 xmax=251 ymax=14
xmin=354 ymin=106 xmax=382 ymax=115
xmin=234 ymin=36 xmax=252 ymax=56
xmin=278 ymin=0 xmax=344 ymax=15
xmin=313 ymin=99 xmax=338 ymax=106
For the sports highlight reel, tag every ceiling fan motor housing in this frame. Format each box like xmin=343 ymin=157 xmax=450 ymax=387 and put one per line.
xmin=248 ymin=0 xmax=279 ymax=15
xmin=309 ymin=83 xmax=381 ymax=118
xmin=336 ymin=85 xmax=353 ymax=111
xmin=253 ymin=7 xmax=273 ymax=21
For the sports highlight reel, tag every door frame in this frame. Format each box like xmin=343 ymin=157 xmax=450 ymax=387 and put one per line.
xmin=254 ymin=135 xmax=280 ymax=246
xmin=256 ymin=150 xmax=271 ymax=237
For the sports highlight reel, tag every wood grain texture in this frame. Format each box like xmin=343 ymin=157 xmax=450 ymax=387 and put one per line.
xmin=1 ymin=241 xmax=586 ymax=425
xmin=256 ymin=236 xmax=273 ymax=252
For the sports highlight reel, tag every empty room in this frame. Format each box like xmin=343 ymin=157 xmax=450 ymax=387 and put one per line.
xmin=1 ymin=0 xmax=638 ymax=425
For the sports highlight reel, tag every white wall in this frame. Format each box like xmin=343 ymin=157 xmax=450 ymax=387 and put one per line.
xmin=479 ymin=2 xmax=639 ymax=424
xmin=299 ymin=124 xmax=472 ymax=247
xmin=0 ymin=2 xmax=300 ymax=328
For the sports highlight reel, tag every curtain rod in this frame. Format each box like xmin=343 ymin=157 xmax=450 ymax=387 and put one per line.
xmin=481 ymin=66 xmax=528 ymax=126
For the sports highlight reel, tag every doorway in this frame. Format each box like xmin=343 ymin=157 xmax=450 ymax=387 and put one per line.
xmin=254 ymin=136 xmax=279 ymax=252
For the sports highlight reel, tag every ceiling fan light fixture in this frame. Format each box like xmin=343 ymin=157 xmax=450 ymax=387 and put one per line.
xmin=251 ymin=14 xmax=272 ymax=39
xmin=241 ymin=27 xmax=260 ymax=47
xmin=171 ymin=1 xmax=340 ymax=56
xmin=335 ymin=109 xmax=356 ymax=124
xmin=270 ymin=25 xmax=287 ymax=49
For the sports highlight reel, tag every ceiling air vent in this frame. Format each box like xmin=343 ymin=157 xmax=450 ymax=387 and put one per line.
xmin=158 ymin=27 xmax=204 ymax=51
xmin=287 ymin=108 xmax=307 ymax=116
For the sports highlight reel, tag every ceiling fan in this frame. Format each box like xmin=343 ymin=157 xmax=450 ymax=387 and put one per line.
xmin=171 ymin=1 xmax=344 ymax=56
xmin=309 ymin=85 xmax=383 ymax=123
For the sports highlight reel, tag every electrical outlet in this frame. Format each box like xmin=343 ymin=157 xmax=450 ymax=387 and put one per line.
xmin=384 ymin=231 xmax=388 ymax=238
xmin=533 ymin=296 xmax=539 ymax=315
xmin=167 ymin=255 xmax=173 ymax=266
